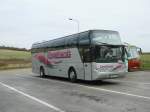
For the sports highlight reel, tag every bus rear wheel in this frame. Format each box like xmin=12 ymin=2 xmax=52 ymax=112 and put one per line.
xmin=40 ymin=67 xmax=45 ymax=78
xmin=68 ymin=68 xmax=77 ymax=82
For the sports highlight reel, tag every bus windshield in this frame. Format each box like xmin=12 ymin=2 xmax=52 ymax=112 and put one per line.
xmin=91 ymin=31 xmax=122 ymax=45
xmin=95 ymin=45 xmax=124 ymax=63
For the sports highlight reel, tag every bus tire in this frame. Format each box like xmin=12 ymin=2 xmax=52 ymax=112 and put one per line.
xmin=68 ymin=68 xmax=77 ymax=82
xmin=40 ymin=67 xmax=45 ymax=78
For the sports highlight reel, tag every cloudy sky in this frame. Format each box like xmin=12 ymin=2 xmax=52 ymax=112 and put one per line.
xmin=0 ymin=0 xmax=150 ymax=52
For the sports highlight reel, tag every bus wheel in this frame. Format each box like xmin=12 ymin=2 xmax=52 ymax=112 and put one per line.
xmin=69 ymin=68 xmax=77 ymax=82
xmin=40 ymin=67 xmax=45 ymax=78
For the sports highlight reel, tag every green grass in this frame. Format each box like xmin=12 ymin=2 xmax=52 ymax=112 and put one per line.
xmin=0 ymin=49 xmax=31 ymax=60
xmin=140 ymin=53 xmax=150 ymax=70
xmin=0 ymin=49 xmax=31 ymax=70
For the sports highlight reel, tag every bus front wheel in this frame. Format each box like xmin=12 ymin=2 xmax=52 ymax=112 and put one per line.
xmin=68 ymin=68 xmax=77 ymax=82
xmin=40 ymin=67 xmax=45 ymax=78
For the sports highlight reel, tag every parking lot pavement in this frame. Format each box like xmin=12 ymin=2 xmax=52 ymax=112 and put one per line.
xmin=0 ymin=69 xmax=150 ymax=112
xmin=0 ymin=85 xmax=61 ymax=112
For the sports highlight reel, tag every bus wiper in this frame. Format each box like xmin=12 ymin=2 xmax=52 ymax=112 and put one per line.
xmin=95 ymin=41 xmax=114 ymax=46
xmin=95 ymin=41 xmax=124 ymax=46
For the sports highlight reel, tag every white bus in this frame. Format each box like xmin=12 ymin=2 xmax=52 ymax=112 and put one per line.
xmin=31 ymin=30 xmax=128 ymax=82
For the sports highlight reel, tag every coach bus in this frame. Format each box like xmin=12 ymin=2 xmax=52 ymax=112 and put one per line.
xmin=31 ymin=30 xmax=128 ymax=82
xmin=124 ymin=43 xmax=141 ymax=71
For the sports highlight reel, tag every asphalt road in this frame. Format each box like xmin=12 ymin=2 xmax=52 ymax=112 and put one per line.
xmin=0 ymin=69 xmax=150 ymax=112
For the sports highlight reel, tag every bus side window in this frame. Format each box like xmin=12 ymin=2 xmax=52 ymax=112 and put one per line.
xmin=78 ymin=32 xmax=90 ymax=46
xmin=51 ymin=38 xmax=65 ymax=49
xmin=65 ymin=36 xmax=77 ymax=47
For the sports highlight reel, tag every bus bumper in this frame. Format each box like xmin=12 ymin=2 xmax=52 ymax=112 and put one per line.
xmin=92 ymin=70 xmax=127 ymax=80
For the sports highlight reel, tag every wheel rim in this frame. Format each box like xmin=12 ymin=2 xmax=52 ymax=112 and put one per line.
xmin=40 ymin=69 xmax=44 ymax=77
xmin=70 ymin=71 xmax=75 ymax=80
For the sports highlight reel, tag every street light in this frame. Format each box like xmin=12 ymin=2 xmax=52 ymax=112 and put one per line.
xmin=68 ymin=18 xmax=79 ymax=33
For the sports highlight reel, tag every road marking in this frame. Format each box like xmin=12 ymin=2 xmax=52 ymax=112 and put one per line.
xmin=16 ymin=74 xmax=150 ymax=100
xmin=77 ymin=84 xmax=150 ymax=100
xmin=0 ymin=81 xmax=65 ymax=112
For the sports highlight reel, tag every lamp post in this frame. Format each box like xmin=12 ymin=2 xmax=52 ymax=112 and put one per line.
xmin=68 ymin=18 xmax=79 ymax=33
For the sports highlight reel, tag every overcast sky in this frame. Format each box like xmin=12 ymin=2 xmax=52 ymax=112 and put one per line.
xmin=0 ymin=0 xmax=150 ymax=52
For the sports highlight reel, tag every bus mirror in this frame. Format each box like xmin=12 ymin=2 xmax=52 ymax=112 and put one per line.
xmin=137 ymin=48 xmax=142 ymax=55
xmin=127 ymin=52 xmax=131 ymax=57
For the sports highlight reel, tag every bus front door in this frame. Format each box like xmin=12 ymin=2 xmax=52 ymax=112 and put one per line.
xmin=83 ymin=48 xmax=92 ymax=80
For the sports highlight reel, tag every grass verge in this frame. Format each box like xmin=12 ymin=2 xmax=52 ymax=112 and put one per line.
xmin=0 ymin=49 xmax=31 ymax=70
xmin=140 ymin=53 xmax=150 ymax=70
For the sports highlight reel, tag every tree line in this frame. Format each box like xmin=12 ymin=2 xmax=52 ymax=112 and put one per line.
xmin=0 ymin=45 xmax=30 ymax=51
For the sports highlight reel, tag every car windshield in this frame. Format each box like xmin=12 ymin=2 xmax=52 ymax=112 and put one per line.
xmin=91 ymin=30 xmax=122 ymax=45
xmin=95 ymin=45 xmax=124 ymax=63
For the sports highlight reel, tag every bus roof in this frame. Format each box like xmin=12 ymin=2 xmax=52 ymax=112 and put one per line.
xmin=124 ymin=42 xmax=140 ymax=49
